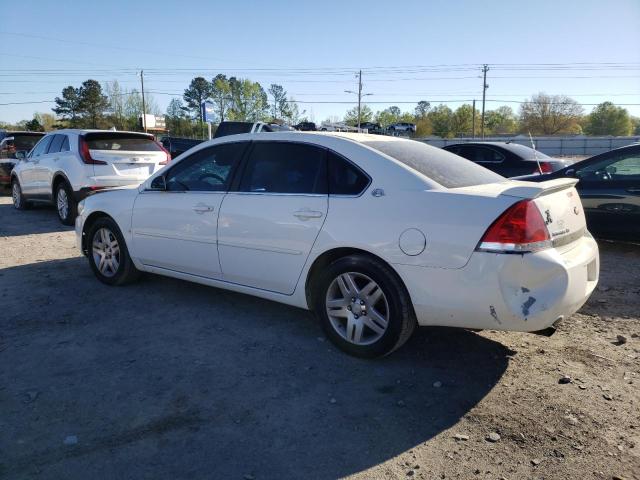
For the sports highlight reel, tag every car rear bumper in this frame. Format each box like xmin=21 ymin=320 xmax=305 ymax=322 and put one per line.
xmin=394 ymin=234 xmax=599 ymax=332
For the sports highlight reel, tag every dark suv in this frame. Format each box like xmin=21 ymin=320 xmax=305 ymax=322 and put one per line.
xmin=0 ymin=131 xmax=45 ymax=188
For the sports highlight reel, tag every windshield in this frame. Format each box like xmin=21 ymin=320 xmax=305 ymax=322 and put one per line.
xmin=362 ymin=139 xmax=505 ymax=188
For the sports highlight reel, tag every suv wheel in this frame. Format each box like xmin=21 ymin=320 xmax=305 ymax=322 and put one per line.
xmin=87 ymin=217 xmax=140 ymax=286
xmin=55 ymin=182 xmax=77 ymax=226
xmin=313 ymin=254 xmax=416 ymax=358
xmin=11 ymin=179 xmax=30 ymax=210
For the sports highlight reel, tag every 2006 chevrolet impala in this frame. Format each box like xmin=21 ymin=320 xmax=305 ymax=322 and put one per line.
xmin=75 ymin=132 xmax=599 ymax=357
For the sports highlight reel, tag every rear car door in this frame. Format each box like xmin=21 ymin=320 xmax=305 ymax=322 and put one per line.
xmin=217 ymin=141 xmax=328 ymax=294
xmin=38 ymin=134 xmax=65 ymax=197
xmin=131 ymin=142 xmax=247 ymax=279
xmin=574 ymin=147 xmax=640 ymax=240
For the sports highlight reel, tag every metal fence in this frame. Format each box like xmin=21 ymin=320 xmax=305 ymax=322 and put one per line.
xmin=419 ymin=135 xmax=640 ymax=157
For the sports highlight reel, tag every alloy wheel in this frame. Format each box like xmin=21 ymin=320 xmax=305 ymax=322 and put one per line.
xmin=325 ymin=272 xmax=390 ymax=345
xmin=92 ymin=227 xmax=121 ymax=277
xmin=57 ymin=187 xmax=69 ymax=220
xmin=12 ymin=182 xmax=21 ymax=207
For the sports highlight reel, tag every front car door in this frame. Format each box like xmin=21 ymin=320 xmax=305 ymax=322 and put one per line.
xmin=574 ymin=146 xmax=640 ymax=240
xmin=217 ymin=141 xmax=328 ymax=294
xmin=20 ymin=135 xmax=54 ymax=196
xmin=131 ymin=142 xmax=246 ymax=279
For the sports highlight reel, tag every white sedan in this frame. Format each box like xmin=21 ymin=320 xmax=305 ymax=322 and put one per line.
xmin=75 ymin=132 xmax=599 ymax=357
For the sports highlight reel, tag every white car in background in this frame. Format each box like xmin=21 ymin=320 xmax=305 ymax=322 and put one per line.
xmin=75 ymin=132 xmax=599 ymax=357
xmin=11 ymin=129 xmax=171 ymax=225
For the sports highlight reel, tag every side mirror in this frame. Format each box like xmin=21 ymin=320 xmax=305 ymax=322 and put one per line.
xmin=149 ymin=175 xmax=166 ymax=191
xmin=564 ymin=168 xmax=575 ymax=177
xmin=15 ymin=150 xmax=28 ymax=160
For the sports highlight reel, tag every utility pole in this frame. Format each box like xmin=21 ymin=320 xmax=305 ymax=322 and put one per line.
xmin=357 ymin=69 xmax=363 ymax=130
xmin=472 ymin=99 xmax=476 ymax=139
xmin=140 ymin=70 xmax=147 ymax=133
xmin=481 ymin=64 xmax=489 ymax=139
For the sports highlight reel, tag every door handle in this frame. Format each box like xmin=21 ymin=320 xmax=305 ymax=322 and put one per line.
xmin=293 ymin=209 xmax=324 ymax=220
xmin=193 ymin=203 xmax=214 ymax=214
xmin=53 ymin=157 xmax=60 ymax=162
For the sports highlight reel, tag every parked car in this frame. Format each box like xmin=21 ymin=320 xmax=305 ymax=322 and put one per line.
xmin=443 ymin=142 xmax=571 ymax=178
xmin=359 ymin=122 xmax=383 ymax=134
xmin=214 ymin=121 xmax=275 ymax=138
xmin=0 ymin=131 xmax=45 ymax=188
xmin=387 ymin=122 xmax=416 ymax=133
xmin=160 ymin=136 xmax=204 ymax=159
xmin=517 ymin=143 xmax=640 ymax=241
xmin=11 ymin=130 xmax=171 ymax=225
xmin=75 ymin=133 xmax=598 ymax=358
xmin=294 ymin=121 xmax=316 ymax=131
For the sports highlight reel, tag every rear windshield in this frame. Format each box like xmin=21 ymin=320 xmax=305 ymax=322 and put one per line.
xmin=502 ymin=143 xmax=551 ymax=160
xmin=362 ymin=139 xmax=505 ymax=188
xmin=12 ymin=134 xmax=44 ymax=151
xmin=85 ymin=133 xmax=161 ymax=151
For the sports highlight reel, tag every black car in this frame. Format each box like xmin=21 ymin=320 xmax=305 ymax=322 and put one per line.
xmin=359 ymin=122 xmax=384 ymax=134
xmin=294 ymin=121 xmax=316 ymax=131
xmin=518 ymin=144 xmax=640 ymax=241
xmin=0 ymin=131 xmax=45 ymax=188
xmin=443 ymin=142 xmax=570 ymax=178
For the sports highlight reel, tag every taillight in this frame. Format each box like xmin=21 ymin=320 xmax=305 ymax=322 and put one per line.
xmin=476 ymin=200 xmax=551 ymax=253
xmin=533 ymin=161 xmax=554 ymax=174
xmin=155 ymin=141 xmax=171 ymax=165
xmin=78 ymin=137 xmax=107 ymax=165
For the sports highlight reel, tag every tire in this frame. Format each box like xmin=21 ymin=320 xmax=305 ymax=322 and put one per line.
xmin=11 ymin=178 xmax=31 ymax=210
xmin=313 ymin=254 xmax=416 ymax=358
xmin=55 ymin=181 xmax=77 ymax=226
xmin=86 ymin=217 xmax=140 ymax=286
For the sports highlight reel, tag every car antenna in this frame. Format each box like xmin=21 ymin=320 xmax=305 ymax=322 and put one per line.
xmin=529 ymin=131 xmax=543 ymax=175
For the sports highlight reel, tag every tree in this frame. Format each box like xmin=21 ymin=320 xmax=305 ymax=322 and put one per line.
xmin=24 ymin=116 xmax=44 ymax=132
xmin=78 ymin=79 xmax=109 ymax=128
xmin=344 ymin=104 xmax=373 ymax=126
xmin=33 ymin=113 xmax=56 ymax=131
xmin=428 ymin=105 xmax=454 ymax=137
xmin=211 ymin=74 xmax=231 ymax=123
xmin=584 ymin=102 xmax=632 ymax=136
xmin=165 ymin=98 xmax=197 ymax=137
xmin=183 ymin=77 xmax=212 ymax=121
xmin=52 ymin=86 xmax=82 ymax=127
xmin=105 ymin=80 xmax=126 ymax=129
xmin=227 ymin=78 xmax=268 ymax=122
xmin=450 ymin=104 xmax=476 ymax=136
xmin=632 ymin=116 xmax=640 ymax=135
xmin=374 ymin=106 xmax=402 ymax=127
xmin=484 ymin=106 xmax=517 ymax=134
xmin=519 ymin=93 xmax=584 ymax=134
xmin=415 ymin=100 xmax=431 ymax=119
xmin=268 ymin=84 xmax=290 ymax=120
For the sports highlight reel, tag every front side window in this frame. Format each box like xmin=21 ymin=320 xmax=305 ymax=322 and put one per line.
xmin=577 ymin=150 xmax=640 ymax=181
xmin=238 ymin=142 xmax=326 ymax=194
xmin=165 ymin=143 xmax=246 ymax=192
xmin=29 ymin=135 xmax=54 ymax=157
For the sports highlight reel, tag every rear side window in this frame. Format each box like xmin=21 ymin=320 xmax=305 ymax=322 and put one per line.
xmin=328 ymin=151 xmax=370 ymax=195
xmin=459 ymin=146 xmax=505 ymax=164
xmin=239 ymin=142 xmax=326 ymax=194
xmin=60 ymin=136 xmax=70 ymax=152
xmin=30 ymin=135 xmax=54 ymax=157
xmin=47 ymin=135 xmax=65 ymax=154
xmin=362 ymin=139 xmax=504 ymax=188
xmin=85 ymin=133 xmax=161 ymax=152
xmin=166 ymin=142 xmax=246 ymax=192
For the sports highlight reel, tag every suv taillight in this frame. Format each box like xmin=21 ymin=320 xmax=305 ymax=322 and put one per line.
xmin=78 ymin=137 xmax=107 ymax=165
xmin=155 ymin=140 xmax=171 ymax=165
xmin=476 ymin=200 xmax=551 ymax=253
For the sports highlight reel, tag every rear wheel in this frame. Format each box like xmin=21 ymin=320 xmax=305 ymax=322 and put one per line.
xmin=313 ymin=254 xmax=416 ymax=358
xmin=55 ymin=181 xmax=77 ymax=226
xmin=87 ymin=217 xmax=140 ymax=286
xmin=11 ymin=179 xmax=30 ymax=210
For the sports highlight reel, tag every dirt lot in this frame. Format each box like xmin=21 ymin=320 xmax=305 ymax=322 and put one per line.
xmin=0 ymin=195 xmax=638 ymax=480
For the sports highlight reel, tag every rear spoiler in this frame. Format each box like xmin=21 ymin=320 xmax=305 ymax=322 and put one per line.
xmin=499 ymin=178 xmax=579 ymax=200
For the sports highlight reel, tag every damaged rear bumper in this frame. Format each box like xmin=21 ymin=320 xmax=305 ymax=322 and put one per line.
xmin=395 ymin=234 xmax=599 ymax=333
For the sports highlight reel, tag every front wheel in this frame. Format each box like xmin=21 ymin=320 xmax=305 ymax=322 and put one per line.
xmin=55 ymin=182 xmax=77 ymax=226
xmin=87 ymin=217 xmax=140 ymax=286
xmin=313 ymin=254 xmax=416 ymax=358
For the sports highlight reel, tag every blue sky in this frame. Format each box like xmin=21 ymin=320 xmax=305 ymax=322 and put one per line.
xmin=2 ymin=0 xmax=639 ymax=124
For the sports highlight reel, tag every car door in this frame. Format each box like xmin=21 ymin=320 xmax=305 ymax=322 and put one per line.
xmin=38 ymin=134 xmax=65 ymax=198
xmin=131 ymin=142 xmax=247 ymax=279
xmin=573 ymin=147 xmax=640 ymax=240
xmin=21 ymin=135 xmax=53 ymax=196
xmin=217 ymin=141 xmax=328 ymax=294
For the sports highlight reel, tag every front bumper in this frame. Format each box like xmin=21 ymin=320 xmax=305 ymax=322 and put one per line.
xmin=395 ymin=234 xmax=599 ymax=332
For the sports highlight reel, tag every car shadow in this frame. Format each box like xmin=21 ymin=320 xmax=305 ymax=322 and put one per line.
xmin=1 ymin=258 xmax=511 ymax=479
xmin=0 ymin=201 xmax=72 ymax=237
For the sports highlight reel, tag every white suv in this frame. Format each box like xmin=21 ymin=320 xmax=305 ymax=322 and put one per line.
xmin=11 ymin=129 xmax=170 ymax=225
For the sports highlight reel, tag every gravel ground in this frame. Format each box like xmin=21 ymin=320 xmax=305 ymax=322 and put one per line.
xmin=0 ymin=195 xmax=638 ymax=480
